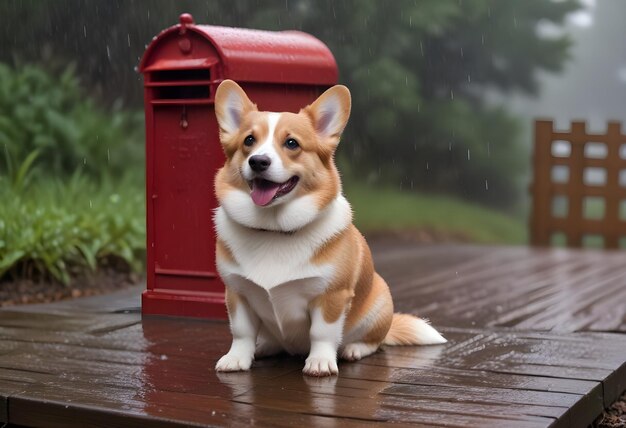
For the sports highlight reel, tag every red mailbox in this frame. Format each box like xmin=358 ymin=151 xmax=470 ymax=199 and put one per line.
xmin=138 ymin=14 xmax=338 ymax=319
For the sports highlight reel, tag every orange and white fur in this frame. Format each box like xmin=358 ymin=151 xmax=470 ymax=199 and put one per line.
xmin=213 ymin=80 xmax=446 ymax=377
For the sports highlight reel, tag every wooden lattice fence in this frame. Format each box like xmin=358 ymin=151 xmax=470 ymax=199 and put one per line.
xmin=530 ymin=120 xmax=626 ymax=249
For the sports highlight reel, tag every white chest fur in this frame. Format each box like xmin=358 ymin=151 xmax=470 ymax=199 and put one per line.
xmin=215 ymin=195 xmax=351 ymax=289
xmin=215 ymin=195 xmax=352 ymax=351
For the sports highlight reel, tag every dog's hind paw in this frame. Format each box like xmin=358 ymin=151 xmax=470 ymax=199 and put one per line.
xmin=341 ymin=342 xmax=379 ymax=361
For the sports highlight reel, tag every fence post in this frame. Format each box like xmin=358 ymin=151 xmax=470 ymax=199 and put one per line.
xmin=604 ymin=121 xmax=621 ymax=249
xmin=531 ymin=120 xmax=554 ymax=246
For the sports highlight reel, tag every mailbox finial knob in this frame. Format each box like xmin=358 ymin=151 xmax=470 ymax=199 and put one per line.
xmin=179 ymin=13 xmax=194 ymax=26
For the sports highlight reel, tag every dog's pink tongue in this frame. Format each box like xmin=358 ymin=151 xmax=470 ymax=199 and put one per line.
xmin=251 ymin=180 xmax=280 ymax=206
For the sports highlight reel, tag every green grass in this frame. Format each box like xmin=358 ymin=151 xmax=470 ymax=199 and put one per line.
xmin=345 ymin=184 xmax=527 ymax=244
xmin=0 ymin=173 xmax=145 ymax=284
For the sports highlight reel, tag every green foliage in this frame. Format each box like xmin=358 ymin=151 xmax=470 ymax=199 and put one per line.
xmin=0 ymin=169 xmax=145 ymax=285
xmin=0 ymin=63 xmax=143 ymax=178
xmin=346 ymin=184 xmax=526 ymax=245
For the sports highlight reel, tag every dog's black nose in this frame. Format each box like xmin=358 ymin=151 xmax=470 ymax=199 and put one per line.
xmin=248 ymin=155 xmax=271 ymax=172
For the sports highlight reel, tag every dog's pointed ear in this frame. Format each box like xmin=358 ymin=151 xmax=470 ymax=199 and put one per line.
xmin=214 ymin=80 xmax=256 ymax=136
xmin=304 ymin=85 xmax=351 ymax=145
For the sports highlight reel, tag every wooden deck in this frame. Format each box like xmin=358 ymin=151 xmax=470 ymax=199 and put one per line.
xmin=0 ymin=243 xmax=625 ymax=427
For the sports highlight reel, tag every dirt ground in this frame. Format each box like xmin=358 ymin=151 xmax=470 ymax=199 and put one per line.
xmin=0 ymin=268 xmax=141 ymax=307
xmin=592 ymin=392 xmax=626 ymax=428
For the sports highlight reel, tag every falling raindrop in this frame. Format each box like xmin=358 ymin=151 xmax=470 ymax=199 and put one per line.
xmin=127 ymin=34 xmax=131 ymax=47
xmin=83 ymin=25 xmax=87 ymax=38
xmin=485 ymin=180 xmax=489 ymax=190
xmin=450 ymin=89 xmax=454 ymax=100
xmin=106 ymin=45 xmax=111 ymax=60
xmin=467 ymin=149 xmax=471 ymax=160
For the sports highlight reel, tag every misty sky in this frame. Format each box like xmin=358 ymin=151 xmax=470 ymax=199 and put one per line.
xmin=510 ymin=0 xmax=626 ymax=133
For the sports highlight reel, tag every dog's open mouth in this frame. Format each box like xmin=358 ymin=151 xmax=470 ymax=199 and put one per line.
xmin=249 ymin=176 xmax=299 ymax=206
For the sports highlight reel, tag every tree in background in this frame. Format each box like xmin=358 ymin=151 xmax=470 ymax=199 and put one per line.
xmin=0 ymin=0 xmax=580 ymax=209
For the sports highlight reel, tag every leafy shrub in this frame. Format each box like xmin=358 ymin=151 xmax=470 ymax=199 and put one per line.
xmin=0 ymin=63 xmax=144 ymax=177
xmin=0 ymin=163 xmax=145 ymax=284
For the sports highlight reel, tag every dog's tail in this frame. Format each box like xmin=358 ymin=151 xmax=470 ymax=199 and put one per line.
xmin=383 ymin=313 xmax=447 ymax=346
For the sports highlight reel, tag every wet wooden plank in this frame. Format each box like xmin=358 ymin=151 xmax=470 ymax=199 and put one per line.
xmin=233 ymin=386 xmax=558 ymax=427
xmin=8 ymin=377 xmax=382 ymax=428
xmin=0 ymin=310 xmax=141 ymax=333
xmin=371 ymin=243 xmax=626 ymax=333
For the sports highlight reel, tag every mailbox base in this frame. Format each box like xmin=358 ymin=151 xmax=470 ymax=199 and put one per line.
xmin=142 ymin=290 xmax=228 ymax=320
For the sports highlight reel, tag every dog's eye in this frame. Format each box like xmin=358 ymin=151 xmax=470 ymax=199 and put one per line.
xmin=284 ymin=138 xmax=299 ymax=150
xmin=244 ymin=135 xmax=255 ymax=147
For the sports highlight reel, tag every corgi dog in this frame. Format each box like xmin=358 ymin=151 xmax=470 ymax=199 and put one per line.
xmin=213 ymin=80 xmax=446 ymax=376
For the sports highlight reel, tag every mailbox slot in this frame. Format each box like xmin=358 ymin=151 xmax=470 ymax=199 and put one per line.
xmin=152 ymin=85 xmax=210 ymax=100
xmin=148 ymin=69 xmax=211 ymax=101
xmin=151 ymin=69 xmax=211 ymax=82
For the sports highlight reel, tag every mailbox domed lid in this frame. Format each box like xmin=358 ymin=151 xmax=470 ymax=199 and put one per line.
xmin=140 ymin=15 xmax=338 ymax=86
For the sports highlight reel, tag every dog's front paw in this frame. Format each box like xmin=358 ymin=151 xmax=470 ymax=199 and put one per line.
xmin=303 ymin=356 xmax=338 ymax=377
xmin=215 ymin=352 xmax=253 ymax=372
